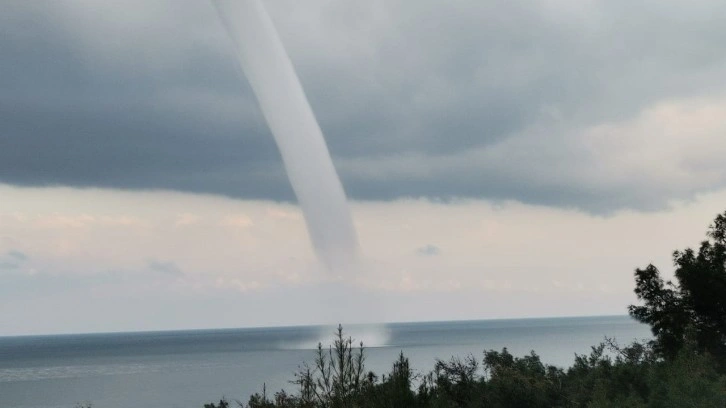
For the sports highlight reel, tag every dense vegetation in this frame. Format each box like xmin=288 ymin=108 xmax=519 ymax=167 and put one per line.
xmin=203 ymin=211 xmax=726 ymax=407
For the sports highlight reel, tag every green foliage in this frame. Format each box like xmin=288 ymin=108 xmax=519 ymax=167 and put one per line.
xmin=204 ymin=398 xmax=231 ymax=408
xmin=565 ymin=340 xmax=654 ymax=407
xmin=482 ymin=349 xmax=564 ymax=408
xmin=646 ymin=348 xmax=726 ymax=408
xmin=289 ymin=324 xmax=368 ymax=408
xmin=629 ymin=210 xmax=726 ymax=370
xmin=205 ymin=327 xmax=726 ymax=408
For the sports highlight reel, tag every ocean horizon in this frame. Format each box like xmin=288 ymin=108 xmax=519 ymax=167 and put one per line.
xmin=0 ymin=315 xmax=651 ymax=408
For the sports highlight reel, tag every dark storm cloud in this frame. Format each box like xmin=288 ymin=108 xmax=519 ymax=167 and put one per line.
xmin=2 ymin=0 xmax=726 ymax=211
xmin=0 ymin=1 xmax=293 ymax=200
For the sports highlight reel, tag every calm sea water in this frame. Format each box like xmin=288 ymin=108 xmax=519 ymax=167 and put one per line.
xmin=0 ymin=316 xmax=650 ymax=408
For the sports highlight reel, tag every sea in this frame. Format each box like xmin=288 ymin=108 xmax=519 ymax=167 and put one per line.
xmin=0 ymin=315 xmax=651 ymax=408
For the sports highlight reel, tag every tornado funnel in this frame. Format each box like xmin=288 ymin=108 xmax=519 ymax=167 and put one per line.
xmin=212 ymin=0 xmax=359 ymax=272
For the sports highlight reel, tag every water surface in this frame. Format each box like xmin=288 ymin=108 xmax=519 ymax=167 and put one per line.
xmin=0 ymin=315 xmax=651 ymax=408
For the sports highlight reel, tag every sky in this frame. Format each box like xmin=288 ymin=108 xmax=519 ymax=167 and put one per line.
xmin=2 ymin=0 xmax=726 ymax=335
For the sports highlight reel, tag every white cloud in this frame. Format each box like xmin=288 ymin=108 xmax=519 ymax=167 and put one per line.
xmin=221 ymin=214 xmax=254 ymax=228
xmin=175 ymin=213 xmax=201 ymax=226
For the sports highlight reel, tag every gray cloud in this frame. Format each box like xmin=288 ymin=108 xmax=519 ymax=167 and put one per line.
xmin=7 ymin=250 xmax=28 ymax=261
xmin=0 ymin=262 xmax=19 ymax=271
xmin=2 ymin=1 xmax=726 ymax=212
xmin=148 ymin=259 xmax=184 ymax=277
xmin=0 ymin=250 xmax=28 ymax=271
xmin=416 ymin=244 xmax=440 ymax=256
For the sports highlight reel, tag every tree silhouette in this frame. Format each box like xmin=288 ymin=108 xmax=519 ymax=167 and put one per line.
xmin=629 ymin=210 xmax=726 ymax=370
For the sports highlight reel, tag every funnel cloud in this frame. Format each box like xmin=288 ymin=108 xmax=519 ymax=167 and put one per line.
xmin=212 ymin=0 xmax=359 ymax=271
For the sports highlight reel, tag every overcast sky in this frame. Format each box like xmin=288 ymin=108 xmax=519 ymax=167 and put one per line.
xmin=2 ymin=0 xmax=726 ymax=335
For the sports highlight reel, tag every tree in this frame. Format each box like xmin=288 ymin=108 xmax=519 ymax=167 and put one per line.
xmin=204 ymin=398 xmax=230 ymax=408
xmin=629 ymin=210 xmax=726 ymax=370
xmin=205 ymin=325 xmax=725 ymax=408
xmin=287 ymin=324 xmax=367 ymax=408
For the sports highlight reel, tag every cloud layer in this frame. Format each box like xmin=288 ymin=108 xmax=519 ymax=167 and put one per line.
xmin=3 ymin=1 xmax=726 ymax=212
